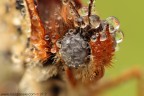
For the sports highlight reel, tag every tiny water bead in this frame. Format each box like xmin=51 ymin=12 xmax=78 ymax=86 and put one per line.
xmin=44 ymin=35 xmax=49 ymax=41
xmin=62 ymin=0 xmax=68 ymax=5
xmin=106 ymin=16 xmax=120 ymax=33
xmin=115 ymin=30 xmax=124 ymax=43
xmin=56 ymin=40 xmax=61 ymax=48
xmin=74 ymin=17 xmax=84 ymax=27
xmin=79 ymin=7 xmax=88 ymax=16
xmin=89 ymin=15 xmax=100 ymax=28
xmin=91 ymin=33 xmax=99 ymax=42
xmin=100 ymin=32 xmax=107 ymax=41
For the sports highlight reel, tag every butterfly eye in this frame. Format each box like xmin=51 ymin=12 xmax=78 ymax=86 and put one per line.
xmin=59 ymin=32 xmax=89 ymax=68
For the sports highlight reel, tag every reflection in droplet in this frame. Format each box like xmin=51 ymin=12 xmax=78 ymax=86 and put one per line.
xmin=44 ymin=35 xmax=49 ymax=41
xmin=21 ymin=8 xmax=26 ymax=16
xmin=56 ymin=40 xmax=61 ymax=48
xmin=115 ymin=30 xmax=124 ymax=43
xmin=89 ymin=15 xmax=100 ymax=28
xmin=62 ymin=0 xmax=68 ymax=5
xmin=100 ymin=32 xmax=107 ymax=41
xmin=91 ymin=33 xmax=99 ymax=42
xmin=106 ymin=16 xmax=120 ymax=33
xmin=74 ymin=17 xmax=83 ymax=27
xmin=79 ymin=7 xmax=88 ymax=16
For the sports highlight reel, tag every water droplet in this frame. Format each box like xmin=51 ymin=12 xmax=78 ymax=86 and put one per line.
xmin=82 ymin=16 xmax=89 ymax=25
xmin=45 ymin=21 xmax=49 ymax=24
xmin=74 ymin=17 xmax=83 ymax=27
xmin=44 ymin=35 xmax=49 ymax=41
xmin=56 ymin=40 xmax=61 ymax=48
xmin=79 ymin=7 xmax=88 ymax=16
xmin=115 ymin=30 xmax=124 ymax=43
xmin=68 ymin=16 xmax=72 ymax=20
xmin=106 ymin=16 xmax=120 ymax=33
xmin=57 ymin=16 xmax=62 ymax=20
xmin=91 ymin=34 xmax=98 ymax=42
xmin=55 ymin=22 xmax=59 ymax=28
xmin=81 ymin=41 xmax=87 ymax=48
xmin=62 ymin=0 xmax=68 ymax=5
xmin=101 ymin=20 xmax=107 ymax=31
xmin=32 ymin=15 xmax=38 ymax=20
xmin=100 ymin=32 xmax=107 ymax=41
xmin=48 ymin=26 xmax=52 ymax=29
xmin=51 ymin=48 xmax=57 ymax=53
xmin=69 ymin=9 xmax=75 ymax=15
xmin=89 ymin=15 xmax=100 ymax=28
xmin=68 ymin=29 xmax=76 ymax=34
xmin=21 ymin=8 xmax=26 ymax=16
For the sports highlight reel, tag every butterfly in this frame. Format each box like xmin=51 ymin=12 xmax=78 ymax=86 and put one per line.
xmin=25 ymin=0 xmax=123 ymax=86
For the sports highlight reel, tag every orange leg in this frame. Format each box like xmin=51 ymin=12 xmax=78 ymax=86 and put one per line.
xmin=91 ymin=68 xmax=144 ymax=96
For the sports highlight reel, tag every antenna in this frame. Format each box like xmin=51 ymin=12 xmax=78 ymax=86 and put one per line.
xmin=88 ymin=0 xmax=94 ymax=17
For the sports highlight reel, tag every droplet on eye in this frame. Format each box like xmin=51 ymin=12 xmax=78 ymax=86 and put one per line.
xmin=100 ymin=32 xmax=107 ymax=41
xmin=106 ymin=16 xmax=120 ymax=33
xmin=89 ymin=15 xmax=100 ymax=28
xmin=115 ymin=30 xmax=124 ymax=43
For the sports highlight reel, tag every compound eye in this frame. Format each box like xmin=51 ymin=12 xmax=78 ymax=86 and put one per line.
xmin=89 ymin=15 xmax=100 ymax=28
xmin=59 ymin=31 xmax=89 ymax=68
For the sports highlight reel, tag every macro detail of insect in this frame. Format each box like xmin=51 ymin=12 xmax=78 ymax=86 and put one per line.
xmin=24 ymin=0 xmax=124 ymax=85
xmin=2 ymin=0 xmax=144 ymax=96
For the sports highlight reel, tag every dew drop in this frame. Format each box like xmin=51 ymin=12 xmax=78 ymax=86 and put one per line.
xmin=100 ymin=32 xmax=107 ymax=41
xmin=106 ymin=16 xmax=120 ymax=33
xmin=20 ymin=8 xmax=26 ymax=16
xmin=32 ymin=15 xmax=38 ymax=20
xmin=69 ymin=9 xmax=75 ymax=15
xmin=68 ymin=16 xmax=72 ymax=20
xmin=79 ymin=7 xmax=88 ymax=16
xmin=48 ymin=26 xmax=52 ymax=29
xmin=56 ymin=40 xmax=61 ymax=48
xmin=57 ymin=16 xmax=62 ymax=20
xmin=44 ymin=35 xmax=49 ymax=41
xmin=62 ymin=0 xmax=68 ymax=5
xmin=74 ymin=17 xmax=83 ymax=27
xmin=51 ymin=48 xmax=57 ymax=53
xmin=115 ymin=30 xmax=124 ymax=43
xmin=55 ymin=22 xmax=59 ymax=28
xmin=91 ymin=33 xmax=99 ymax=42
xmin=89 ymin=15 xmax=100 ymax=28
xmin=68 ymin=29 xmax=76 ymax=34
xmin=100 ymin=20 xmax=107 ymax=31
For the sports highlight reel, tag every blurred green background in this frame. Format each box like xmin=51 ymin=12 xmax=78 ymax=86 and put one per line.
xmin=86 ymin=0 xmax=144 ymax=96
